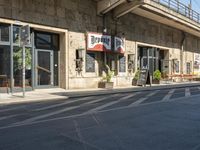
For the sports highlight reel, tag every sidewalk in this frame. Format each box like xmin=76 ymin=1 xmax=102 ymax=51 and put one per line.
xmin=0 ymin=81 xmax=200 ymax=105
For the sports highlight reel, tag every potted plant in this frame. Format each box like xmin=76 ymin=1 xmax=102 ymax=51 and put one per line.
xmin=153 ymin=70 xmax=161 ymax=84
xmin=98 ymin=65 xmax=114 ymax=89
xmin=132 ymin=70 xmax=140 ymax=86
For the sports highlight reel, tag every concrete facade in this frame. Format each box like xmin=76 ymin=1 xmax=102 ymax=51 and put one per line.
xmin=0 ymin=0 xmax=200 ymax=90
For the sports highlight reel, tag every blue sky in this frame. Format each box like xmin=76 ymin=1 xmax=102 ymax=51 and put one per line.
xmin=181 ymin=0 xmax=200 ymax=12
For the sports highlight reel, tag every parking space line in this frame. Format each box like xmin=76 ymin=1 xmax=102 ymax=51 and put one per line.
xmin=84 ymin=92 xmax=141 ymax=114
xmin=128 ymin=90 xmax=159 ymax=107
xmin=161 ymin=89 xmax=175 ymax=101
xmin=0 ymin=106 xmax=25 ymax=113
xmin=34 ymin=96 xmax=95 ymax=111
xmin=0 ymin=114 xmax=19 ymax=121
xmin=185 ymin=88 xmax=191 ymax=97
xmin=12 ymin=94 xmax=120 ymax=125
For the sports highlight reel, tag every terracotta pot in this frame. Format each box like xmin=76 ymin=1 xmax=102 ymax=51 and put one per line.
xmin=132 ymin=79 xmax=137 ymax=86
xmin=152 ymin=79 xmax=160 ymax=84
xmin=98 ymin=82 xmax=114 ymax=89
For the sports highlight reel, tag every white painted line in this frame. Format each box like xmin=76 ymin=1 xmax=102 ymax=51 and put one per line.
xmin=84 ymin=92 xmax=141 ymax=114
xmin=34 ymin=96 xmax=95 ymax=111
xmin=197 ymin=87 xmax=200 ymax=90
xmin=12 ymin=94 xmax=120 ymax=125
xmin=0 ymin=106 xmax=25 ymax=113
xmin=0 ymin=114 xmax=19 ymax=121
xmin=128 ymin=90 xmax=159 ymax=107
xmin=185 ymin=88 xmax=191 ymax=97
xmin=161 ymin=89 xmax=175 ymax=102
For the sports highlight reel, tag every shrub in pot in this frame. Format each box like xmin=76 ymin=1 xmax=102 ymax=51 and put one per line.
xmin=153 ymin=70 xmax=161 ymax=84
xmin=98 ymin=65 xmax=114 ymax=89
xmin=132 ymin=70 xmax=140 ymax=86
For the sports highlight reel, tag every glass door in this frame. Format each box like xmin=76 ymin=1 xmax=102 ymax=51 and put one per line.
xmin=36 ymin=49 xmax=53 ymax=86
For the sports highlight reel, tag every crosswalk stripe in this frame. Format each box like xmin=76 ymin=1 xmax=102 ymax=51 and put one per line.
xmin=128 ymin=90 xmax=159 ymax=107
xmin=84 ymin=92 xmax=141 ymax=114
xmin=13 ymin=94 xmax=120 ymax=125
xmin=34 ymin=96 xmax=95 ymax=111
xmin=185 ymin=88 xmax=191 ymax=97
xmin=161 ymin=89 xmax=175 ymax=101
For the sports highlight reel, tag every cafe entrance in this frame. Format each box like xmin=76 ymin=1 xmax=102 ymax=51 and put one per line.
xmin=36 ymin=49 xmax=54 ymax=87
xmin=138 ymin=46 xmax=159 ymax=75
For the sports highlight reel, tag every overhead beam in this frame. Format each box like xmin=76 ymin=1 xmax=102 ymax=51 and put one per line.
xmin=113 ymin=0 xmax=143 ymax=18
xmin=97 ymin=0 xmax=126 ymax=15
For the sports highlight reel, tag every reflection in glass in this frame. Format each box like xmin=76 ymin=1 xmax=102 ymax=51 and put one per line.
xmin=0 ymin=25 xmax=9 ymax=42
xmin=13 ymin=47 xmax=32 ymax=87
xmin=37 ymin=51 xmax=51 ymax=86
xmin=13 ymin=26 xmax=20 ymax=44
xmin=0 ymin=46 xmax=10 ymax=87
xmin=36 ymin=33 xmax=51 ymax=49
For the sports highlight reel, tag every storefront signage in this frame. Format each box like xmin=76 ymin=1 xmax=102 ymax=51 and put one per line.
xmin=87 ymin=33 xmax=126 ymax=53
xmin=87 ymin=33 xmax=111 ymax=51
xmin=137 ymin=69 xmax=152 ymax=86
xmin=114 ymin=37 xmax=125 ymax=53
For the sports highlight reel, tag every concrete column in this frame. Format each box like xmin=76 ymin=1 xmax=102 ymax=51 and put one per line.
xmin=59 ymin=31 xmax=69 ymax=89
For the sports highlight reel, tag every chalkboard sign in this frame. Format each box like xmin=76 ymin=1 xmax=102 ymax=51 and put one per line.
xmin=119 ymin=56 xmax=126 ymax=72
xmin=86 ymin=52 xmax=95 ymax=72
xmin=137 ymin=69 xmax=151 ymax=86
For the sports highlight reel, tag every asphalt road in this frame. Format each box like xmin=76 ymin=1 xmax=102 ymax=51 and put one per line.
xmin=0 ymin=86 xmax=200 ymax=150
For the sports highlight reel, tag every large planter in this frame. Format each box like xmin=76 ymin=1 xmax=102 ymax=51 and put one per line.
xmin=132 ymin=79 xmax=138 ymax=86
xmin=98 ymin=82 xmax=114 ymax=89
xmin=152 ymin=79 xmax=160 ymax=84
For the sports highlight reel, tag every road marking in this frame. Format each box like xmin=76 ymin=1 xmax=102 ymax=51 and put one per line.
xmin=34 ymin=96 xmax=95 ymax=111
xmin=0 ymin=106 xmax=25 ymax=113
xmin=198 ymin=87 xmax=200 ymax=90
xmin=0 ymin=114 xmax=19 ymax=121
xmin=128 ymin=90 xmax=159 ymax=107
xmin=161 ymin=89 xmax=175 ymax=101
xmin=12 ymin=94 xmax=120 ymax=125
xmin=84 ymin=92 xmax=141 ymax=114
xmin=185 ymin=88 xmax=191 ymax=97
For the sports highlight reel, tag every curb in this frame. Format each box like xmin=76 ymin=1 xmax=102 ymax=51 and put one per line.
xmin=66 ymin=83 xmax=200 ymax=98
xmin=0 ymin=96 xmax=68 ymax=105
xmin=0 ymin=82 xmax=200 ymax=105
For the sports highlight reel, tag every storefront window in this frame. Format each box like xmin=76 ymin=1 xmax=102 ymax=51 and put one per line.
xmin=128 ymin=54 xmax=135 ymax=71
xmin=119 ymin=55 xmax=126 ymax=72
xmin=86 ymin=52 xmax=95 ymax=72
xmin=0 ymin=46 xmax=10 ymax=87
xmin=13 ymin=26 xmax=20 ymax=44
xmin=0 ymin=24 xmax=9 ymax=42
xmin=35 ymin=32 xmax=59 ymax=50
xmin=13 ymin=47 xmax=32 ymax=87
xmin=186 ymin=62 xmax=191 ymax=74
xmin=138 ymin=46 xmax=159 ymax=75
xmin=175 ymin=60 xmax=179 ymax=73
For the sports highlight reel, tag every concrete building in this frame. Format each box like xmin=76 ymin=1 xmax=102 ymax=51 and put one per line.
xmin=0 ymin=0 xmax=200 ymax=92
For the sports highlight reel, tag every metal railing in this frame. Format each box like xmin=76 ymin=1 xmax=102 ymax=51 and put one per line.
xmin=152 ymin=0 xmax=200 ymax=24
